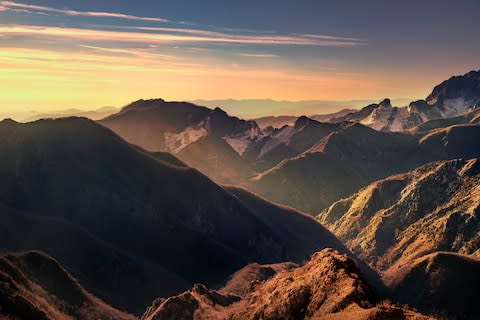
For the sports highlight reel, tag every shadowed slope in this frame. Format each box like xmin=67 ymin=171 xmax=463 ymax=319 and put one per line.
xmin=0 ymin=251 xmax=135 ymax=320
xmin=178 ymin=136 xmax=254 ymax=184
xmin=0 ymin=117 xmax=355 ymax=313
xmin=0 ymin=207 xmax=189 ymax=315
xmin=385 ymin=252 xmax=480 ymax=319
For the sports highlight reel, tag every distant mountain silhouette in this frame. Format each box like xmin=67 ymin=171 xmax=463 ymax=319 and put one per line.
xmin=21 ymin=107 xmax=118 ymax=122
xmin=252 ymin=108 xmax=356 ymax=129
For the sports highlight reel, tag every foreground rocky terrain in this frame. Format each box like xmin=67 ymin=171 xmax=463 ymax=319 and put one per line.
xmin=141 ymin=249 xmax=431 ymax=320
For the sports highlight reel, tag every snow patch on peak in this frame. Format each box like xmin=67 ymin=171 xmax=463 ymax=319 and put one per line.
xmin=164 ymin=124 xmax=208 ymax=153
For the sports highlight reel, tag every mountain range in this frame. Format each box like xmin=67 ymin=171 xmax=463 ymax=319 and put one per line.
xmin=333 ymin=70 xmax=480 ymax=132
xmin=96 ymin=70 xmax=480 ymax=214
xmin=0 ymin=117 xmax=359 ymax=315
xmin=1 ymin=70 xmax=480 ymax=319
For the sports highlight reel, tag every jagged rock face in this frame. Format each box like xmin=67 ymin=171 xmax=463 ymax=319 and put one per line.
xmin=426 ymin=70 xmax=480 ymax=116
xmin=333 ymin=70 xmax=480 ymax=132
xmin=385 ymin=252 xmax=480 ymax=320
xmin=245 ymin=117 xmax=341 ymax=170
xmin=142 ymin=249 xmax=432 ymax=320
xmin=331 ymin=99 xmax=414 ymax=132
xmin=318 ymin=159 xmax=480 ymax=271
xmin=0 ymin=251 xmax=135 ymax=320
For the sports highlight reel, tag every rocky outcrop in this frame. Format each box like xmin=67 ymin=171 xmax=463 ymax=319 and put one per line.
xmin=142 ymin=249 xmax=432 ymax=320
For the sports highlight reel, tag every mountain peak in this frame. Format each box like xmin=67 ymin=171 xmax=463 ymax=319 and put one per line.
xmin=294 ymin=115 xmax=315 ymax=129
xmin=0 ymin=118 xmax=19 ymax=126
xmin=212 ymin=106 xmax=228 ymax=115
xmin=378 ymin=98 xmax=392 ymax=108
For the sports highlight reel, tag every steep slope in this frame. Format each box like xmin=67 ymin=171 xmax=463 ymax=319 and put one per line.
xmin=0 ymin=206 xmax=189 ymax=315
xmin=408 ymin=108 xmax=480 ymax=133
xmin=244 ymin=117 xmax=343 ymax=171
xmin=250 ymin=122 xmax=480 ymax=214
xmin=249 ymin=123 xmax=422 ymax=213
xmin=0 ymin=251 xmax=135 ymax=320
xmin=100 ymin=99 xmax=262 ymax=183
xmin=219 ymin=261 xmax=297 ymax=297
xmin=177 ymin=136 xmax=254 ymax=184
xmin=0 ymin=117 xmax=355 ymax=313
xmin=318 ymin=158 xmax=480 ymax=272
xmin=385 ymin=252 xmax=480 ymax=319
xmin=418 ymin=124 xmax=480 ymax=159
xmin=425 ymin=70 xmax=480 ymax=116
xmin=141 ymin=249 xmax=431 ymax=320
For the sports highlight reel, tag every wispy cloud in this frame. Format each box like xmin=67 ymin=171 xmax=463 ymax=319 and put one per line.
xmin=0 ymin=25 xmax=367 ymax=47
xmin=238 ymin=53 xmax=279 ymax=58
xmin=0 ymin=1 xmax=168 ymax=22
xmin=0 ymin=1 xmax=367 ymax=47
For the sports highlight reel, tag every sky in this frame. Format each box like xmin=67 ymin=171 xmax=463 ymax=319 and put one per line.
xmin=0 ymin=0 xmax=479 ymax=113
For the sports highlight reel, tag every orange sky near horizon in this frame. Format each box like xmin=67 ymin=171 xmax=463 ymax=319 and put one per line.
xmin=0 ymin=45 xmax=451 ymax=113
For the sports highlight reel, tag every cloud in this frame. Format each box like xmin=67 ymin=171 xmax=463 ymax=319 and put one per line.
xmin=0 ymin=2 xmax=367 ymax=47
xmin=0 ymin=25 xmax=367 ymax=47
xmin=238 ymin=53 xmax=279 ymax=58
xmin=0 ymin=1 xmax=168 ymax=22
